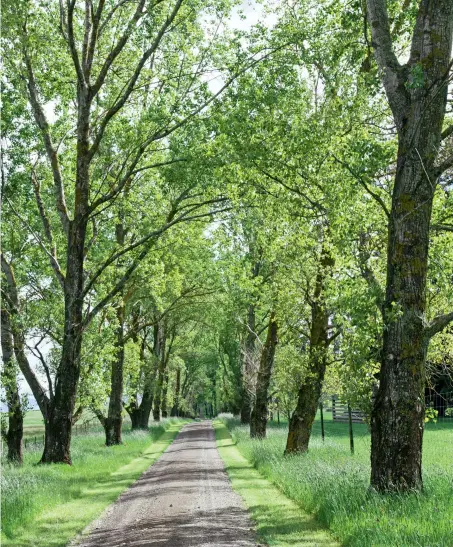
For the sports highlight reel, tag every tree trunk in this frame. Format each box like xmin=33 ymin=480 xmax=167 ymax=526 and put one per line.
xmin=153 ymin=323 xmax=166 ymax=421
xmin=366 ymin=0 xmax=453 ymax=492
xmin=171 ymin=368 xmax=181 ymax=417
xmin=1 ymin=256 xmax=51 ymax=462
xmin=285 ymin=247 xmax=333 ymax=454
xmin=41 ymin=216 xmax=88 ymax=464
xmin=250 ymin=313 xmax=278 ymax=438
xmin=127 ymin=337 xmax=157 ymax=429
xmin=104 ymin=303 xmax=125 ymax=445
xmin=161 ymin=373 xmax=169 ymax=418
xmin=1 ymin=303 xmax=24 ymax=464
xmin=241 ymin=304 xmax=257 ymax=424
xmin=40 ymin=85 xmax=91 ymax=464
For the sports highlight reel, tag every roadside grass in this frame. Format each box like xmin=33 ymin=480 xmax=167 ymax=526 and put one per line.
xmin=214 ymin=420 xmax=339 ymax=546
xmin=1 ymin=419 xmax=187 ymax=547
xmin=220 ymin=415 xmax=453 ymax=547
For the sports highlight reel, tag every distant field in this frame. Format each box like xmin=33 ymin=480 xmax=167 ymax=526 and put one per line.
xmin=2 ymin=410 xmax=134 ymax=439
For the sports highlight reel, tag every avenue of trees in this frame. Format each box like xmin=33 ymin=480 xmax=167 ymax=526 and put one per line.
xmin=2 ymin=0 xmax=452 ymax=495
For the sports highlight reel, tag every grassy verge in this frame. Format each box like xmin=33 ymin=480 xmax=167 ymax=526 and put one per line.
xmin=1 ymin=419 xmax=187 ymax=547
xmin=214 ymin=420 xmax=338 ymax=546
xmin=220 ymin=416 xmax=453 ymax=547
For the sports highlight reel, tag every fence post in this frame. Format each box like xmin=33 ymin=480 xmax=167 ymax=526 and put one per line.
xmin=348 ymin=403 xmax=354 ymax=455
xmin=320 ymin=401 xmax=325 ymax=442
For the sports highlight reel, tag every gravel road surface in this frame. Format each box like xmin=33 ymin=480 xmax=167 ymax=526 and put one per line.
xmin=77 ymin=421 xmax=257 ymax=547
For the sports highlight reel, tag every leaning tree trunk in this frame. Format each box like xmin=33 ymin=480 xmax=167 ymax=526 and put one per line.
xmin=250 ymin=313 xmax=278 ymax=438
xmin=366 ymin=0 xmax=453 ymax=492
xmin=285 ymin=248 xmax=333 ymax=454
xmin=104 ymin=303 xmax=125 ymax=445
xmin=1 ymin=302 xmax=24 ymax=464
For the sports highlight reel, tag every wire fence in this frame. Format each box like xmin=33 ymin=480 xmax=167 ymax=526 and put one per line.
xmin=22 ymin=417 xmax=103 ymax=451
xmin=268 ymin=391 xmax=453 ymax=455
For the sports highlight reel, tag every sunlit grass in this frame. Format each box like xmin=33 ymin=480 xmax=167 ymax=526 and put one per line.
xmin=1 ymin=419 xmax=187 ymax=546
xmin=214 ymin=421 xmax=339 ymax=546
xmin=220 ymin=415 xmax=453 ymax=547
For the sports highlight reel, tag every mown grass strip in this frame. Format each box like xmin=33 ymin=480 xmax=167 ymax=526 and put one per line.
xmin=214 ymin=420 xmax=339 ymax=547
xmin=221 ymin=417 xmax=453 ymax=547
xmin=2 ymin=421 xmax=186 ymax=547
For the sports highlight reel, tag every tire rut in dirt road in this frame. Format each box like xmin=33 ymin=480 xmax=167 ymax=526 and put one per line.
xmin=76 ymin=421 xmax=257 ymax=546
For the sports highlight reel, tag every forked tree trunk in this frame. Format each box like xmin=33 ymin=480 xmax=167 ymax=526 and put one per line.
xmin=40 ymin=87 xmax=91 ymax=463
xmin=1 ymin=303 xmax=24 ymax=464
xmin=128 ymin=377 xmax=155 ymax=429
xmin=366 ymin=0 xmax=453 ymax=491
xmin=250 ymin=313 xmax=278 ymax=438
xmin=285 ymin=248 xmax=333 ymax=454
xmin=127 ymin=337 xmax=158 ymax=429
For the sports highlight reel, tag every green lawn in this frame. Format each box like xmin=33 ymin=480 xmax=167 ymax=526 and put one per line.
xmin=221 ymin=415 xmax=453 ymax=547
xmin=214 ymin=420 xmax=339 ymax=546
xmin=1 ymin=419 xmax=187 ymax=547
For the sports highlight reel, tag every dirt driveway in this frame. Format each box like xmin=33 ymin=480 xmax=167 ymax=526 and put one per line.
xmin=76 ymin=421 xmax=257 ymax=546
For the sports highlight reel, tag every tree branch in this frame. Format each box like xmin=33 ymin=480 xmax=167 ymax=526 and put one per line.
xmin=333 ymin=155 xmax=390 ymax=217
xmin=90 ymin=0 xmax=147 ymax=97
xmin=88 ymin=158 xmax=186 ymax=213
xmin=435 ymin=153 xmax=453 ymax=176
xmin=84 ymin=196 xmax=228 ymax=296
xmin=23 ymin=50 xmax=70 ymax=234
xmin=83 ymin=203 xmax=231 ymax=325
xmin=431 ymin=223 xmax=453 ymax=233
xmin=366 ymin=0 xmax=409 ymax=128
xmin=425 ymin=311 xmax=453 ymax=339
xmin=6 ymin=197 xmax=66 ymax=289
xmin=66 ymin=0 xmax=88 ymax=87
xmin=1 ymin=255 xmax=50 ymax=418
xmin=29 ymin=337 xmax=54 ymax=401
xmin=441 ymin=124 xmax=453 ymax=141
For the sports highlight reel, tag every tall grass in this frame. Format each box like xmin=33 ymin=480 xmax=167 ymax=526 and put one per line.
xmin=1 ymin=419 xmax=180 ymax=540
xmin=222 ymin=416 xmax=453 ymax=547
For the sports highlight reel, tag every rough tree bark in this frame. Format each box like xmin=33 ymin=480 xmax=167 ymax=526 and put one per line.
xmin=240 ymin=303 xmax=257 ymax=424
xmin=250 ymin=313 xmax=278 ymax=438
xmin=366 ymin=0 xmax=453 ymax=491
xmin=285 ymin=248 xmax=334 ymax=454
xmin=1 ymin=299 xmax=24 ymax=464
xmin=103 ymin=302 xmax=125 ymax=445
xmin=240 ymin=249 xmax=261 ymax=424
